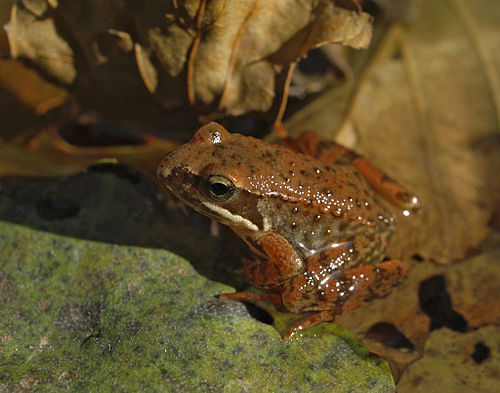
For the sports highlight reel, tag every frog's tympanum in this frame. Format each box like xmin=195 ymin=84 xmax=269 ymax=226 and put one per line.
xmin=157 ymin=123 xmax=420 ymax=338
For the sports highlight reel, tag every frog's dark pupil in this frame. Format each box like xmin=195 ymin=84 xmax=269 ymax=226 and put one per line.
xmin=210 ymin=182 xmax=229 ymax=196
xmin=204 ymin=175 xmax=237 ymax=201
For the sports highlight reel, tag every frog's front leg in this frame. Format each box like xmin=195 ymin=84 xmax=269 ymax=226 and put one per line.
xmin=244 ymin=232 xmax=304 ymax=288
xmin=282 ymin=253 xmax=408 ymax=339
xmin=219 ymin=232 xmax=304 ymax=305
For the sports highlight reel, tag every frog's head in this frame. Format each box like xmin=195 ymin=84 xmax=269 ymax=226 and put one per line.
xmin=157 ymin=123 xmax=265 ymax=233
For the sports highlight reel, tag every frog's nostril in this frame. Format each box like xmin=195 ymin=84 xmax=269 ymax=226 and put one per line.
xmin=164 ymin=150 xmax=176 ymax=161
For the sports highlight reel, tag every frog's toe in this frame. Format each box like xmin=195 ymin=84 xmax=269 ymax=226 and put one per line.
xmin=284 ymin=310 xmax=337 ymax=339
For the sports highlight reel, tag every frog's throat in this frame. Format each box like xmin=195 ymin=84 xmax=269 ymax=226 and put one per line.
xmin=201 ymin=201 xmax=259 ymax=232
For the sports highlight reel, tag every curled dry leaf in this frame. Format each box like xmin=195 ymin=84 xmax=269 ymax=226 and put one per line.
xmin=7 ymin=0 xmax=76 ymax=84
xmin=7 ymin=0 xmax=372 ymax=124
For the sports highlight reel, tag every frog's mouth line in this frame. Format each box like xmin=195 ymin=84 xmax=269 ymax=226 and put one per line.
xmin=201 ymin=200 xmax=259 ymax=232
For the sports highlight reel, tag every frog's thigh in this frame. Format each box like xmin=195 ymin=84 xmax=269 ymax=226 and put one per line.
xmin=282 ymin=259 xmax=409 ymax=313
xmin=350 ymin=157 xmax=420 ymax=212
xmin=295 ymin=131 xmax=419 ymax=212
xmin=244 ymin=232 xmax=304 ymax=288
xmin=294 ymin=131 xmax=344 ymax=163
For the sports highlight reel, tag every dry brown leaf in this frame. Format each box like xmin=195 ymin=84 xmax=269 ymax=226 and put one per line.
xmin=286 ymin=0 xmax=500 ymax=263
xmin=6 ymin=0 xmax=372 ymax=125
xmin=7 ymin=0 xmax=76 ymax=84
xmin=447 ymin=247 xmax=500 ymax=328
xmin=0 ymin=59 xmax=69 ymax=117
xmin=0 ymin=56 xmax=176 ymax=177
xmin=0 ymin=125 xmax=178 ymax=178
xmin=397 ymin=325 xmax=500 ymax=393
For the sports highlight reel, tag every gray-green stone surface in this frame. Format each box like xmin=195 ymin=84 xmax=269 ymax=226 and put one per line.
xmin=0 ymin=169 xmax=395 ymax=392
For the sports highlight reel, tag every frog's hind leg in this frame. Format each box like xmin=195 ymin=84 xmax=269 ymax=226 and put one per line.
xmin=294 ymin=131 xmax=420 ymax=213
xmin=281 ymin=259 xmax=409 ymax=339
xmin=349 ymin=156 xmax=420 ymax=213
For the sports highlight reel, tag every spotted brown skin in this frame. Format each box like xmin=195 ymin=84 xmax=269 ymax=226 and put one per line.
xmin=157 ymin=123 xmax=420 ymax=339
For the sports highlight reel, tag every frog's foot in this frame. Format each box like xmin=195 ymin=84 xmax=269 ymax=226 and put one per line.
xmin=219 ymin=291 xmax=283 ymax=307
xmin=284 ymin=309 xmax=337 ymax=339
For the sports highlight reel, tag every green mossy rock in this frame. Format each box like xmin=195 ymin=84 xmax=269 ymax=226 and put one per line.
xmin=0 ymin=169 xmax=394 ymax=392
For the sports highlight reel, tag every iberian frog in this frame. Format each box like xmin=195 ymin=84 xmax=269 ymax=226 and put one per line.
xmin=157 ymin=123 xmax=420 ymax=338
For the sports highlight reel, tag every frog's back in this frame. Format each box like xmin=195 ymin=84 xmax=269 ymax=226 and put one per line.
xmin=220 ymin=133 xmax=394 ymax=225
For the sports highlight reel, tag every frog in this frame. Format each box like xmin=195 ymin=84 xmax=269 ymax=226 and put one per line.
xmin=157 ymin=122 xmax=420 ymax=339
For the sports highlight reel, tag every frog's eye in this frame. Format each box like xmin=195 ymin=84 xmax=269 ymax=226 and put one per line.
xmin=203 ymin=175 xmax=238 ymax=202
